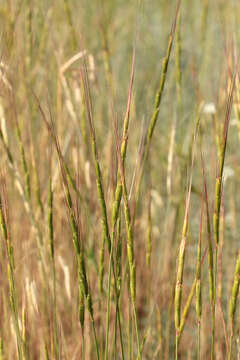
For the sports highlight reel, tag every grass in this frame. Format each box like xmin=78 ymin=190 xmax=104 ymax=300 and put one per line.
xmin=0 ymin=0 xmax=240 ymax=359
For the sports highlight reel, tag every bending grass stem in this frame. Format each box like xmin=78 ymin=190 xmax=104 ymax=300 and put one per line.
xmin=212 ymin=72 xmax=236 ymax=359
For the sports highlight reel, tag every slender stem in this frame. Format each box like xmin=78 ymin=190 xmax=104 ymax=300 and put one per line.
xmin=105 ymin=245 xmax=113 ymax=360
xmin=212 ymin=73 xmax=236 ymax=359
xmin=197 ymin=320 xmax=201 ymax=360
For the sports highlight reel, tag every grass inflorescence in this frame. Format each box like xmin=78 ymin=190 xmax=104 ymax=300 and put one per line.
xmin=0 ymin=0 xmax=239 ymax=359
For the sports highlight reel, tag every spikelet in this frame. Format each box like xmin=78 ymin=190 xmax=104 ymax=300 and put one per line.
xmin=25 ymin=277 xmax=39 ymax=315
xmin=58 ymin=255 xmax=71 ymax=301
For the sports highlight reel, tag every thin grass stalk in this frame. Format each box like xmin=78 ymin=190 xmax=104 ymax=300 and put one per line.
xmin=75 ymin=170 xmax=86 ymax=352
xmin=177 ymin=278 xmax=197 ymax=343
xmin=113 ymin=114 xmax=141 ymax=359
xmin=58 ymin=178 xmax=89 ymax=349
xmin=218 ymin=198 xmax=225 ymax=348
xmin=44 ymin=342 xmax=50 ymax=360
xmin=105 ymin=233 xmax=114 ymax=360
xmin=48 ymin=177 xmax=59 ymax=359
xmin=212 ymin=71 xmax=236 ymax=360
xmin=98 ymin=232 xmax=105 ymax=295
xmin=167 ymin=9 xmax=181 ymax=200
xmin=139 ymin=331 xmax=148 ymax=358
xmin=80 ymin=62 xmax=111 ymax=251
xmin=36 ymin=98 xmax=99 ymax=360
xmin=98 ymin=48 xmax=135 ymax=354
xmin=163 ymin=200 xmax=182 ymax=360
xmin=0 ymin=182 xmax=23 ymax=359
xmin=21 ymin=307 xmax=27 ymax=360
xmin=128 ymin=302 xmax=132 ymax=360
xmin=103 ymin=48 xmax=136 ymax=359
xmin=80 ymin=61 xmax=113 ymax=359
xmin=103 ymin=207 xmax=124 ymax=359
xmin=114 ymin=220 xmax=128 ymax=360
xmin=107 ymin=44 xmax=136 ymax=359
xmin=146 ymin=190 xmax=152 ymax=267
xmin=175 ymin=108 xmax=201 ymax=359
xmin=79 ymin=57 xmax=125 ymax=359
xmin=228 ymin=251 xmax=240 ymax=359
xmin=79 ymin=284 xmax=85 ymax=360
xmin=196 ymin=196 xmax=203 ymax=360
xmin=0 ymin=337 xmax=4 ymax=360
xmin=64 ymin=163 xmax=84 ymax=203
xmin=76 ymin=212 xmax=98 ymax=356
xmin=144 ymin=0 xmax=180 ymax=146
xmin=8 ymin=267 xmax=22 ymax=360
xmin=201 ymin=152 xmax=215 ymax=344
xmin=134 ymin=0 xmax=181 ymax=210
xmin=111 ymin=46 xmax=136 ymax=242
xmin=176 ymin=242 xmax=208 ymax=344
xmin=115 ymin=217 xmax=122 ymax=352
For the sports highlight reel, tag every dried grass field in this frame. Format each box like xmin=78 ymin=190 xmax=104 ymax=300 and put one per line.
xmin=0 ymin=0 xmax=240 ymax=359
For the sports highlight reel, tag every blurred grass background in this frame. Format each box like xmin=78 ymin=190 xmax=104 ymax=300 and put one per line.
xmin=0 ymin=0 xmax=239 ymax=359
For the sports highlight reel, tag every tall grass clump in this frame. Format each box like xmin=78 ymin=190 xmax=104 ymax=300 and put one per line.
xmin=0 ymin=0 xmax=239 ymax=359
